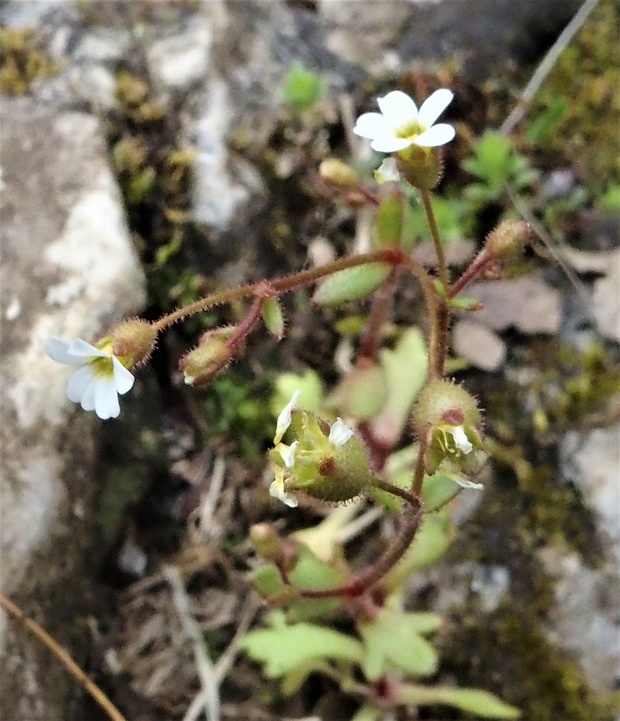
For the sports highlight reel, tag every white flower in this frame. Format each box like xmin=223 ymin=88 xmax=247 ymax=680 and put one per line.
xmin=270 ymin=471 xmax=298 ymax=508
xmin=274 ymin=390 xmax=301 ymax=444
xmin=354 ymin=89 xmax=455 ymax=153
xmin=451 ymin=425 xmax=473 ymax=454
xmin=45 ymin=337 xmax=134 ymax=420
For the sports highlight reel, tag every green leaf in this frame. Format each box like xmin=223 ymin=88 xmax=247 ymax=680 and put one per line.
xmin=281 ymin=62 xmax=325 ymax=111
xmin=250 ymin=564 xmax=285 ymax=598
xmin=359 ymin=607 xmax=438 ymax=679
xmin=313 ymin=263 xmax=392 ymax=306
xmin=394 ymin=684 xmax=521 ymax=719
xmin=351 ymin=705 xmax=382 ymax=721
xmin=369 ymin=327 xmax=428 ymax=447
xmin=241 ymin=621 xmax=363 ymax=678
xmin=286 ymin=545 xmax=346 ymax=621
xmin=422 ymin=471 xmax=462 ymax=512
xmin=272 ymin=370 xmax=324 ymax=416
xmin=328 ymin=360 xmax=388 ymax=420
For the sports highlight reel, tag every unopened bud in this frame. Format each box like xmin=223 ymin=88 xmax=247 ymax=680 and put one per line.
xmin=180 ymin=327 xmax=236 ymax=386
xmin=396 ymin=146 xmax=442 ymax=190
xmin=485 ymin=219 xmax=531 ymax=261
xmin=106 ymin=318 xmax=157 ymax=368
xmin=319 ymin=158 xmax=359 ymax=190
xmin=250 ymin=523 xmax=284 ymax=561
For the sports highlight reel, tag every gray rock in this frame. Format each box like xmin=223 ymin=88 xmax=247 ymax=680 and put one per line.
xmin=467 ymin=275 xmax=563 ymax=335
xmin=0 ymin=98 xmax=145 ymax=721
xmin=540 ymin=549 xmax=620 ymax=694
xmin=453 ymin=319 xmax=507 ymax=371
xmin=592 ymin=250 xmax=620 ymax=343
xmin=561 ymin=424 xmax=620 ymax=565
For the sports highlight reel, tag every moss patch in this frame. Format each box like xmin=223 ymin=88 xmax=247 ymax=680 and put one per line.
xmin=0 ymin=27 xmax=57 ymax=94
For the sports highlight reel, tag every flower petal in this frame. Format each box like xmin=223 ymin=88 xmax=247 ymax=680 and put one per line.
xmin=78 ymin=375 xmax=98 ymax=412
xmin=274 ymin=390 xmax=301 ymax=444
xmin=279 ymin=441 xmax=299 ymax=469
xmin=418 ymin=89 xmax=453 ymax=128
xmin=67 ymin=338 xmax=111 ymax=359
xmin=112 ymin=356 xmax=135 ymax=395
xmin=414 ymin=124 xmax=455 ymax=147
xmin=66 ymin=365 xmax=97 ymax=403
xmin=94 ymin=376 xmax=120 ymax=420
xmin=452 ymin=426 xmax=473 ymax=454
xmin=45 ymin=337 xmax=85 ymax=365
xmin=377 ymin=91 xmax=418 ymax=127
xmin=270 ymin=474 xmax=298 ymax=508
xmin=329 ymin=418 xmax=354 ymax=447
xmin=370 ymin=136 xmax=413 ymax=153
xmin=353 ymin=112 xmax=392 ymax=140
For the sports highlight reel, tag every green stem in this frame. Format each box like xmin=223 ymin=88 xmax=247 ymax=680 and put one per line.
xmin=421 ymin=189 xmax=449 ymax=290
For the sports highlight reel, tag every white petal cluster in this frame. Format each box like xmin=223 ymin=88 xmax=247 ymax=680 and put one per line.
xmin=45 ymin=337 xmax=134 ymax=420
xmin=354 ymin=89 xmax=455 ymax=153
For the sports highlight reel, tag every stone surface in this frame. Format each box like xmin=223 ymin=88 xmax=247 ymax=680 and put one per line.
xmin=0 ymin=98 xmax=146 ymax=721
xmin=591 ymin=249 xmax=620 ymax=343
xmin=466 ymin=275 xmax=563 ymax=335
xmin=453 ymin=319 xmax=507 ymax=371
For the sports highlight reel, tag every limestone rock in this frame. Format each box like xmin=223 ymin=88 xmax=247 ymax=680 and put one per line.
xmin=0 ymin=98 xmax=146 ymax=721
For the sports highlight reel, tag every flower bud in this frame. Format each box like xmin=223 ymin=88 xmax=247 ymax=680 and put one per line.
xmin=180 ymin=326 xmax=236 ymax=386
xmin=319 ymin=158 xmax=359 ymax=190
xmin=250 ymin=523 xmax=285 ymax=562
xmin=485 ymin=219 xmax=531 ymax=261
xmin=261 ymin=297 xmax=286 ymax=340
xmin=396 ymin=146 xmax=442 ymax=190
xmin=105 ymin=318 xmax=157 ymax=368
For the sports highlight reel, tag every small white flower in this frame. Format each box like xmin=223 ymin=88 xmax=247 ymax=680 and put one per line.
xmin=374 ymin=157 xmax=401 ymax=184
xmin=274 ymin=390 xmax=301 ymax=444
xmin=328 ymin=417 xmax=354 ymax=447
xmin=45 ymin=337 xmax=134 ymax=420
xmin=270 ymin=471 xmax=298 ymax=508
xmin=354 ymin=89 xmax=455 ymax=153
xmin=451 ymin=425 xmax=473 ymax=454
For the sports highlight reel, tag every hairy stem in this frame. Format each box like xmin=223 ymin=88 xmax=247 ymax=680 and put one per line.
xmin=153 ymin=249 xmax=402 ymax=331
xmin=421 ymin=189 xmax=449 ymax=290
xmin=358 ymin=266 xmax=401 ymax=362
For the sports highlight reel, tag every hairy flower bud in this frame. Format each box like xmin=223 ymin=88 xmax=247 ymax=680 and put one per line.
xmin=105 ymin=318 xmax=157 ymax=368
xmin=396 ymin=146 xmax=442 ymax=190
xmin=485 ymin=219 xmax=531 ymax=261
xmin=319 ymin=158 xmax=359 ymax=190
xmin=180 ymin=326 xmax=236 ymax=386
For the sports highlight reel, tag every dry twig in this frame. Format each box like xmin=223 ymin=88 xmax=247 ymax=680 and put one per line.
xmin=0 ymin=592 xmax=128 ymax=721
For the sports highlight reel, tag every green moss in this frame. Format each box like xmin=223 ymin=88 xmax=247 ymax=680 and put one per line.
xmin=443 ymin=606 xmax=613 ymax=721
xmin=529 ymin=0 xmax=620 ymax=188
xmin=0 ymin=27 xmax=57 ymax=94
